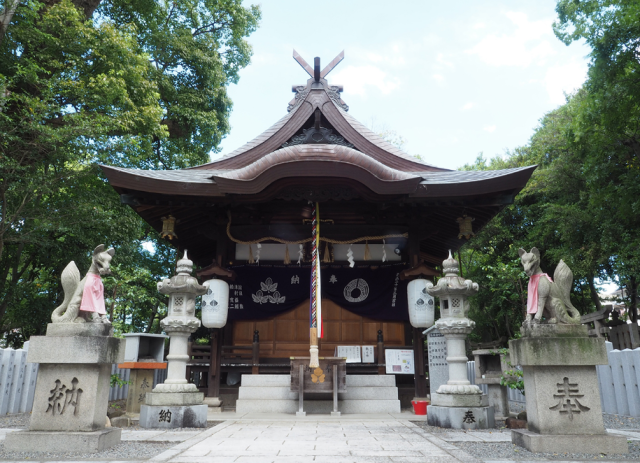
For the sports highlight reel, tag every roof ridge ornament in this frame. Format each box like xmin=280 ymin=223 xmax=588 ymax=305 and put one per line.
xmin=288 ymin=50 xmax=349 ymax=113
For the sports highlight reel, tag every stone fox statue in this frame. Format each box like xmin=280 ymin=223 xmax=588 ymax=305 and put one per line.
xmin=52 ymin=244 xmax=115 ymax=324
xmin=518 ymin=247 xmax=581 ymax=325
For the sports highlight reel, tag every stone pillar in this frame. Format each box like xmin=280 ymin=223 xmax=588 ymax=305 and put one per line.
xmin=425 ymin=252 xmax=494 ymax=429
xmin=473 ymin=349 xmax=510 ymax=420
xmin=139 ymin=251 xmax=209 ymax=428
xmin=510 ymin=324 xmax=628 ymax=454
xmin=5 ymin=324 xmax=125 ymax=452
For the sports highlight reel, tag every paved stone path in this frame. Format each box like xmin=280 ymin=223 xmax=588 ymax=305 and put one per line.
xmin=0 ymin=418 xmax=634 ymax=462
xmin=149 ymin=420 xmax=480 ymax=463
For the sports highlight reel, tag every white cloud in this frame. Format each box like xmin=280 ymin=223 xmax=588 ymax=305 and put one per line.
xmin=467 ymin=11 xmax=555 ymax=67
xmin=432 ymin=74 xmax=445 ymax=83
xmin=436 ymin=53 xmax=454 ymax=68
xmin=483 ymin=125 xmax=497 ymax=133
xmin=544 ymin=61 xmax=588 ymax=105
xmin=461 ymin=102 xmax=475 ymax=111
xmin=331 ymin=65 xmax=399 ymax=96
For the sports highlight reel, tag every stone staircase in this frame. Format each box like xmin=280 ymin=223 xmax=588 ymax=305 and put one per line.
xmin=236 ymin=374 xmax=401 ymax=414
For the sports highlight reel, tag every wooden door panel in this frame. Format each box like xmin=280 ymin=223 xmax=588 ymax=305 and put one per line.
xmin=321 ymin=322 xmax=341 ymax=342
xmin=383 ymin=323 xmax=405 ymax=344
xmin=255 ymin=320 xmax=274 ymax=341
xmin=230 ymin=299 xmax=406 ymax=358
xmin=295 ymin=321 xmax=310 ymax=341
xmin=341 ymin=322 xmax=362 ymax=342
xmin=363 ymin=323 xmax=380 ymax=343
xmin=322 ymin=299 xmax=340 ymax=320
xmin=276 ymin=320 xmax=297 ymax=342
xmin=232 ymin=321 xmax=254 ymax=344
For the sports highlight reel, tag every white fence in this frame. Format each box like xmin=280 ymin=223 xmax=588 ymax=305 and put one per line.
xmin=0 ymin=343 xmax=168 ymax=414
xmin=597 ymin=341 xmax=640 ymax=416
xmin=0 ymin=343 xmax=38 ymax=414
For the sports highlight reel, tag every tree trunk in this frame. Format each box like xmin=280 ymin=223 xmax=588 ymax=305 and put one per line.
xmin=145 ymin=304 xmax=159 ymax=333
xmin=587 ymin=275 xmax=603 ymax=312
xmin=628 ymin=276 xmax=638 ymax=324
xmin=0 ymin=0 xmax=20 ymax=45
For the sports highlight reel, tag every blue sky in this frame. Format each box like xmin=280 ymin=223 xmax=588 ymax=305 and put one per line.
xmin=213 ymin=0 xmax=591 ymax=170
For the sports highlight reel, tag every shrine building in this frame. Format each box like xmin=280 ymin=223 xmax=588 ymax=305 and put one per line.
xmin=102 ymin=51 xmax=535 ymax=411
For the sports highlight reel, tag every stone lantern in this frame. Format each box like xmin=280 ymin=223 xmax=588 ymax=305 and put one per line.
xmin=140 ymin=250 xmax=208 ymax=428
xmin=425 ymin=251 xmax=494 ymax=429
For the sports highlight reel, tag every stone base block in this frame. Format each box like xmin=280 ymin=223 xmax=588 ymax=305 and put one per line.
xmin=110 ymin=416 xmax=131 ymax=427
xmin=27 ymin=335 xmax=125 ymax=365
xmin=144 ymin=391 xmax=204 ymax=406
xmin=203 ymin=397 xmax=222 ymax=408
xmin=46 ymin=323 xmax=113 ymax=337
xmin=139 ymin=404 xmax=207 ymax=428
xmin=30 ymin=363 xmax=112 ymax=432
xmin=427 ymin=405 xmax=495 ymax=429
xmin=431 ymin=392 xmax=488 ymax=407
xmin=512 ymin=429 xmax=628 ymax=454
xmin=4 ymin=428 xmax=121 ymax=453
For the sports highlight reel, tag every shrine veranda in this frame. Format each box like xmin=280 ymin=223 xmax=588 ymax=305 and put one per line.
xmin=102 ymin=52 xmax=535 ymax=403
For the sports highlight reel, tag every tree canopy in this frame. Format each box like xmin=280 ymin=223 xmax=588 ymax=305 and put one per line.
xmin=0 ymin=0 xmax=260 ymax=345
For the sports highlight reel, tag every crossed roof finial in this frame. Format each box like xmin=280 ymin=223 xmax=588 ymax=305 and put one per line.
xmin=292 ymin=50 xmax=344 ymax=82
xmin=288 ymin=50 xmax=348 ymax=113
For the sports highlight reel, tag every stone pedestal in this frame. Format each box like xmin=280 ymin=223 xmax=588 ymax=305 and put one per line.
xmin=5 ymin=323 xmax=124 ymax=452
xmin=509 ymin=324 xmax=628 ymax=454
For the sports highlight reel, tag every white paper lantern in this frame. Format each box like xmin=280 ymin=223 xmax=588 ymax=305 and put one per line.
xmin=407 ymin=279 xmax=435 ymax=328
xmin=201 ymin=279 xmax=229 ymax=328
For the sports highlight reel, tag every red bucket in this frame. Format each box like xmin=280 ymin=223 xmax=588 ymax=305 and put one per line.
xmin=411 ymin=400 xmax=427 ymax=415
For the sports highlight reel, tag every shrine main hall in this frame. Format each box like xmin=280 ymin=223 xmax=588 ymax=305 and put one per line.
xmin=102 ymin=51 xmax=534 ymax=412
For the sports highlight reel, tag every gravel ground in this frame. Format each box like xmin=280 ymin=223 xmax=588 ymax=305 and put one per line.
xmin=455 ymin=441 xmax=640 ymax=461
xmin=604 ymin=414 xmax=640 ymax=430
xmin=0 ymin=413 xmax=221 ymax=461
xmin=0 ymin=440 xmax=174 ymax=461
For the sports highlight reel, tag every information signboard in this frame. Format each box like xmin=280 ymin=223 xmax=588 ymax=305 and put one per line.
xmin=385 ymin=349 xmax=415 ymax=374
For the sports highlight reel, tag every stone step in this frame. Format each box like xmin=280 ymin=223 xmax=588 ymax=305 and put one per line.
xmin=240 ymin=375 xmax=290 ymax=387
xmin=240 ymin=374 xmax=398 ymax=388
xmin=236 ymin=399 xmax=401 ymax=414
xmin=346 ymin=375 xmax=396 ymax=387
xmin=238 ymin=385 xmax=399 ymax=400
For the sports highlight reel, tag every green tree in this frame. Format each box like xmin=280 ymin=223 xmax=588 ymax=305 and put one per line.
xmin=0 ymin=0 xmax=260 ymax=344
xmin=554 ymin=1 xmax=640 ymax=320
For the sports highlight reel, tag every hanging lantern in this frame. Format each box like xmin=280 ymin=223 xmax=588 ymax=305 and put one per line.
xmin=456 ymin=215 xmax=475 ymax=239
xmin=201 ymin=279 xmax=229 ymax=328
xmin=160 ymin=215 xmax=178 ymax=240
xmin=407 ymin=279 xmax=435 ymax=328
